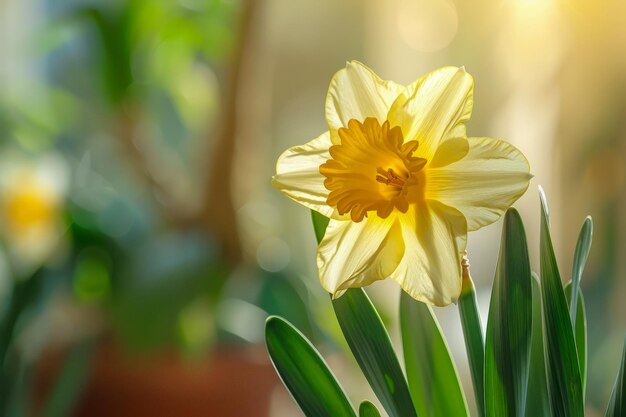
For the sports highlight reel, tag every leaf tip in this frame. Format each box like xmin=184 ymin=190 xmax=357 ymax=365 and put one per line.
xmin=583 ymin=216 xmax=593 ymax=236
xmin=504 ymin=206 xmax=522 ymax=224
xmin=265 ymin=315 xmax=284 ymax=333
xmin=538 ymin=185 xmax=549 ymax=218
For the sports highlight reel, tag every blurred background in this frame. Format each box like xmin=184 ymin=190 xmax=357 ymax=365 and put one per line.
xmin=0 ymin=0 xmax=624 ymax=415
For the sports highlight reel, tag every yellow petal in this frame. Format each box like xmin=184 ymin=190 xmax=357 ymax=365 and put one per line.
xmin=272 ymin=132 xmax=339 ymax=219
xmin=426 ymin=137 xmax=532 ymax=231
xmin=428 ymin=136 xmax=469 ymax=168
xmin=391 ymin=200 xmax=467 ymax=306
xmin=387 ymin=67 xmax=473 ymax=161
xmin=325 ymin=61 xmax=404 ymax=143
xmin=317 ymin=215 xmax=404 ymax=296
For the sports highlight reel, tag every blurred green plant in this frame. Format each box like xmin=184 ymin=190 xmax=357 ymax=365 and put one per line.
xmin=0 ymin=0 xmax=318 ymax=414
xmin=266 ymin=191 xmax=626 ymax=417
xmin=0 ymin=0 xmax=313 ymax=354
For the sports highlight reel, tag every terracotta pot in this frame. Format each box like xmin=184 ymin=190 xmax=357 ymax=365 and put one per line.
xmin=36 ymin=343 xmax=280 ymax=417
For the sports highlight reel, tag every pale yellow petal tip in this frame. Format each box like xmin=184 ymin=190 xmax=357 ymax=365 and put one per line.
xmin=330 ymin=289 xmax=347 ymax=300
xmin=346 ymin=59 xmax=364 ymax=67
xmin=270 ymin=175 xmax=277 ymax=186
xmin=341 ymin=60 xmax=384 ymax=81
xmin=445 ymin=65 xmax=473 ymax=86
xmin=344 ymin=60 xmax=366 ymax=71
xmin=322 ymin=275 xmax=345 ymax=299
xmin=401 ymin=286 xmax=459 ymax=307
xmin=270 ymin=175 xmax=283 ymax=191
xmin=437 ymin=292 xmax=459 ymax=307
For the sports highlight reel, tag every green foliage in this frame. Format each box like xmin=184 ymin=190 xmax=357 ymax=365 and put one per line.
xmin=538 ymin=189 xmax=585 ymax=417
xmin=605 ymin=338 xmax=626 ymax=417
xmin=0 ymin=270 xmax=43 ymax=412
xmin=71 ymin=5 xmax=134 ymax=105
xmin=565 ymin=282 xmax=588 ymax=393
xmin=485 ymin=209 xmax=532 ymax=417
xmin=400 ymin=291 xmax=469 ymax=417
xmin=525 ymin=274 xmax=551 ymax=417
xmin=60 ymin=0 xmax=238 ymax=107
xmin=359 ymin=401 xmax=381 ymax=417
xmin=332 ymin=289 xmax=417 ymax=417
xmin=41 ymin=342 xmax=95 ymax=417
xmin=458 ymin=271 xmax=486 ymax=417
xmin=265 ymin=316 xmax=356 ymax=417
xmin=570 ymin=217 xmax=592 ymax=325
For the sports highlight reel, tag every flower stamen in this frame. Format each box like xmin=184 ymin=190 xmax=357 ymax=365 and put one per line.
xmin=376 ymin=167 xmax=406 ymax=188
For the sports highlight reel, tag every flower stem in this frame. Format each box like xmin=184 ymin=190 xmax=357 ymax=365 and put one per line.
xmin=458 ymin=253 xmax=485 ymax=417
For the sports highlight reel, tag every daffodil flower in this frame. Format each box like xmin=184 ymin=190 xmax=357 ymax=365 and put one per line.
xmin=272 ymin=61 xmax=531 ymax=305
xmin=0 ymin=153 xmax=68 ymax=272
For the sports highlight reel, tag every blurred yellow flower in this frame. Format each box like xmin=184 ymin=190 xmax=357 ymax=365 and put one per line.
xmin=3 ymin=179 xmax=57 ymax=232
xmin=273 ymin=61 xmax=531 ymax=305
xmin=0 ymin=154 xmax=68 ymax=272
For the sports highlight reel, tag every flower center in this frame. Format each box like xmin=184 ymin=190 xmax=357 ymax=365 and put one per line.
xmin=320 ymin=117 xmax=427 ymax=222
xmin=376 ymin=167 xmax=406 ymax=188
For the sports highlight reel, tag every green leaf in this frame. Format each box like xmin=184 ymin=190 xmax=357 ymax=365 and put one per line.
xmin=570 ymin=217 xmax=592 ymax=325
xmin=458 ymin=274 xmax=485 ymax=417
xmin=311 ymin=211 xmax=330 ymax=244
xmin=0 ymin=270 xmax=43 ymax=411
xmin=538 ymin=188 xmax=584 ymax=417
xmin=42 ymin=342 xmax=95 ymax=417
xmin=605 ymin=337 xmax=626 ymax=417
xmin=565 ymin=282 xmax=587 ymax=394
xmin=525 ymin=274 xmax=551 ymax=417
xmin=400 ymin=291 xmax=469 ymax=417
xmin=485 ymin=209 xmax=533 ymax=417
xmin=359 ymin=401 xmax=382 ymax=417
xmin=265 ymin=316 xmax=356 ymax=417
xmin=333 ymin=289 xmax=417 ymax=417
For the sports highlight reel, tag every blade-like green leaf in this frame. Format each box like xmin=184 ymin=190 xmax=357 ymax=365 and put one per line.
xmin=400 ymin=291 xmax=469 ymax=417
xmin=525 ymin=274 xmax=550 ymax=417
xmin=359 ymin=401 xmax=382 ymax=417
xmin=311 ymin=211 xmax=330 ymax=244
xmin=333 ymin=289 xmax=417 ymax=417
xmin=605 ymin=337 xmax=626 ymax=417
xmin=570 ymin=217 xmax=592 ymax=325
xmin=485 ymin=208 xmax=532 ymax=417
xmin=458 ymin=271 xmax=485 ymax=417
xmin=538 ymin=188 xmax=584 ymax=417
xmin=42 ymin=342 xmax=95 ymax=417
xmin=0 ymin=270 xmax=43 ymax=411
xmin=265 ymin=316 xmax=356 ymax=417
xmin=565 ymin=282 xmax=587 ymax=394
